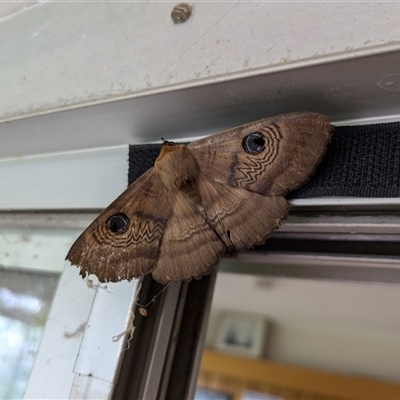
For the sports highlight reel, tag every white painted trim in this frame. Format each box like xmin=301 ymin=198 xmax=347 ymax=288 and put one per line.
xmin=238 ymin=253 xmax=400 ymax=271
xmin=0 ymin=226 xmax=77 ymax=273
xmin=0 ymin=146 xmax=128 ymax=210
xmin=73 ymin=279 xmax=139 ymax=386
xmin=23 ymin=264 xmax=97 ymax=400
xmin=290 ymin=197 xmax=400 ymax=209
xmin=2 ymin=2 xmax=400 ymax=122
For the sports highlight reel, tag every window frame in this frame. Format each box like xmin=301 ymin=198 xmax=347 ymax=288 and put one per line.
xmin=3 ymin=163 xmax=400 ymax=399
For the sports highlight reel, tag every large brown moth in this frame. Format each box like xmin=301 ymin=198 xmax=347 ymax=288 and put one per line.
xmin=67 ymin=112 xmax=333 ymax=284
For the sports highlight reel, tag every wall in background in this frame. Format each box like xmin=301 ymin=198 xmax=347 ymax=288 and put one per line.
xmin=206 ymin=272 xmax=400 ymax=384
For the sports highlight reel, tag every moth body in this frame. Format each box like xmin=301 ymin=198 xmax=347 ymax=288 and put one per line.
xmin=155 ymin=142 xmax=200 ymax=191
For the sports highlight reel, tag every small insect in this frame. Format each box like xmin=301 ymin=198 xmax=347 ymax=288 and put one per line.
xmin=171 ymin=3 xmax=192 ymax=24
xmin=138 ymin=307 xmax=148 ymax=317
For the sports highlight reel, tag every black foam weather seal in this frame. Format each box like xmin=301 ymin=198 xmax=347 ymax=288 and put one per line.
xmin=128 ymin=122 xmax=400 ymax=198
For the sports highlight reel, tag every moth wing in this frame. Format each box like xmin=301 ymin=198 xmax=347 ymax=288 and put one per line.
xmin=197 ymin=174 xmax=289 ymax=251
xmin=188 ymin=112 xmax=333 ymax=195
xmin=66 ymin=168 xmax=169 ymax=282
xmin=151 ymin=191 xmax=226 ymax=284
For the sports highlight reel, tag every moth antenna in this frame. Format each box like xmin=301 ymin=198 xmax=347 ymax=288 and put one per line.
xmin=161 ymin=138 xmax=176 ymax=146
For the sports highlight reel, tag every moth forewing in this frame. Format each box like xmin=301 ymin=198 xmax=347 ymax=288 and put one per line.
xmin=66 ymin=168 xmax=170 ymax=282
xmin=188 ymin=112 xmax=333 ymax=195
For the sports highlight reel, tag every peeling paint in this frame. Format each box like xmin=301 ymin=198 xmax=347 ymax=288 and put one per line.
xmin=64 ymin=322 xmax=87 ymax=339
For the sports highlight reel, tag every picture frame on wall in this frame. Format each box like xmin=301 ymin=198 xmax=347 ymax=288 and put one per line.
xmin=214 ymin=311 xmax=268 ymax=358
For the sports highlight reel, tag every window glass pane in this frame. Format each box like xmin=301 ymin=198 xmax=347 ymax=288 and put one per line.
xmin=0 ymin=270 xmax=59 ymax=399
